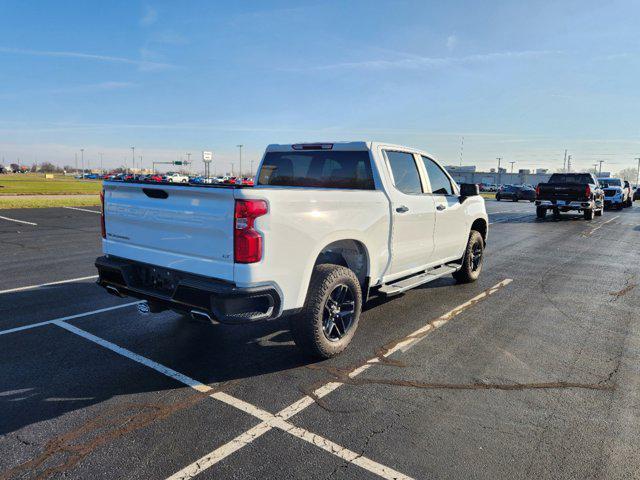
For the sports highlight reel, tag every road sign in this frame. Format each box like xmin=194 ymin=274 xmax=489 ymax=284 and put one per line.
xmin=203 ymin=151 xmax=213 ymax=161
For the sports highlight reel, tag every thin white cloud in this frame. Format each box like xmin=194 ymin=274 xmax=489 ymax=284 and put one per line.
xmin=50 ymin=81 xmax=136 ymax=94
xmin=301 ymin=50 xmax=562 ymax=71
xmin=446 ymin=35 xmax=458 ymax=51
xmin=140 ymin=6 xmax=158 ymax=26
xmin=0 ymin=46 xmax=175 ymax=71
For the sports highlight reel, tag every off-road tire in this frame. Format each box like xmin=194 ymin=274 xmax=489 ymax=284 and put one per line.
xmin=595 ymin=207 xmax=603 ymax=217
xmin=496 ymin=195 xmax=501 ymax=201
xmin=584 ymin=208 xmax=594 ymax=220
xmin=290 ymin=264 xmax=362 ymax=359
xmin=512 ymin=196 xmax=518 ymax=202
xmin=452 ymin=230 xmax=484 ymax=284
xmin=536 ymin=207 xmax=546 ymax=219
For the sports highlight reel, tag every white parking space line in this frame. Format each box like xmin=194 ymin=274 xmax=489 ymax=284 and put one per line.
xmin=0 ymin=215 xmax=37 ymax=226
xmin=169 ymin=279 xmax=512 ymax=479
xmin=52 ymin=321 xmax=413 ymax=480
xmin=0 ymin=301 xmax=140 ymax=336
xmin=0 ymin=275 xmax=99 ymax=295
xmin=584 ymin=215 xmax=619 ymax=236
xmin=63 ymin=206 xmax=101 ymax=214
xmin=277 ymin=279 xmax=514 ymax=420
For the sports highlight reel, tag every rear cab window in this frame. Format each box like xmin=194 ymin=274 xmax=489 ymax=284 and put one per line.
xmin=257 ymin=150 xmax=375 ymax=189
xmin=385 ymin=151 xmax=423 ymax=195
xmin=548 ymin=174 xmax=594 ymax=184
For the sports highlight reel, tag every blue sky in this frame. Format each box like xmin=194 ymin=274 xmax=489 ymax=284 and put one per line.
xmin=0 ymin=0 xmax=639 ymax=174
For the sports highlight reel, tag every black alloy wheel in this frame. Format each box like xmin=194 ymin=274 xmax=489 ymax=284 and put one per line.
xmin=322 ymin=284 xmax=356 ymax=341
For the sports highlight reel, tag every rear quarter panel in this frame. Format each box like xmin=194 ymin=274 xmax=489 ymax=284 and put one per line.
xmin=234 ymin=187 xmax=390 ymax=310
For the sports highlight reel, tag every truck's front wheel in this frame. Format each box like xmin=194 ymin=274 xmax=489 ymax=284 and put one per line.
xmin=452 ymin=230 xmax=484 ymax=284
xmin=290 ymin=264 xmax=362 ymax=359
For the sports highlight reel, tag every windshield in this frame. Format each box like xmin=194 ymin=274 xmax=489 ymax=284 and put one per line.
xmin=257 ymin=150 xmax=375 ymax=189
xmin=599 ymin=178 xmax=622 ymax=187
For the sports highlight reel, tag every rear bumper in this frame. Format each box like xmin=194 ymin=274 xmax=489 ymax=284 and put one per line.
xmin=535 ymin=199 xmax=598 ymax=211
xmin=95 ymin=255 xmax=282 ymax=324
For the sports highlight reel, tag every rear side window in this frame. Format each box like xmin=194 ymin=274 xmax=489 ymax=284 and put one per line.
xmin=385 ymin=151 xmax=422 ymax=195
xmin=421 ymin=156 xmax=453 ymax=195
xmin=257 ymin=151 xmax=374 ymax=189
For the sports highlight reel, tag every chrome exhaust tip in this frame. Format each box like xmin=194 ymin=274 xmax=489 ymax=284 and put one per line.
xmin=190 ymin=310 xmax=218 ymax=325
xmin=137 ymin=302 xmax=151 ymax=315
xmin=105 ymin=285 xmax=124 ymax=297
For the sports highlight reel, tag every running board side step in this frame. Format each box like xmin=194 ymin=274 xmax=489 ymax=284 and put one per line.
xmin=378 ymin=265 xmax=459 ymax=296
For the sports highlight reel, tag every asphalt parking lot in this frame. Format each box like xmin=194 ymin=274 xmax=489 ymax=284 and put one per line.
xmin=1 ymin=200 xmax=639 ymax=479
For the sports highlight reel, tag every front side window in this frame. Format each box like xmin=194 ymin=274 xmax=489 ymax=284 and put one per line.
xmin=385 ymin=151 xmax=423 ymax=195
xmin=421 ymin=156 xmax=453 ymax=195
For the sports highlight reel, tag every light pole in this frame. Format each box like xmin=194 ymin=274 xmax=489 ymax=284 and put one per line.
xmin=99 ymin=153 xmax=103 ymax=173
xmin=75 ymin=152 xmax=78 ymax=174
xmin=509 ymin=161 xmax=515 ymax=174
xmin=237 ymin=145 xmax=243 ymax=176
xmin=139 ymin=155 xmax=143 ymax=172
xmin=131 ymin=147 xmax=135 ymax=174
xmin=496 ymin=157 xmax=502 ymax=186
xmin=598 ymin=160 xmax=604 ymax=176
xmin=80 ymin=148 xmax=84 ymax=175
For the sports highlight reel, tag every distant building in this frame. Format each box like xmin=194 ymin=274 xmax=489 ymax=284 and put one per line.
xmin=444 ymin=165 xmax=476 ymax=173
xmin=444 ymin=166 xmax=553 ymax=186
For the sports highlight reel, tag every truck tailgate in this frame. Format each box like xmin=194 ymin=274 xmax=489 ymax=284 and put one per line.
xmin=538 ymin=183 xmax=585 ymax=201
xmin=103 ymin=182 xmax=235 ymax=281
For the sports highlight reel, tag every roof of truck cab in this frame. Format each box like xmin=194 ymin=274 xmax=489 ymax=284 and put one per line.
xmin=264 ymin=141 xmax=438 ymax=158
xmin=265 ymin=142 xmax=371 ymax=152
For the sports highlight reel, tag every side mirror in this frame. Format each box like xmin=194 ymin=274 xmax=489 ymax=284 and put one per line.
xmin=459 ymin=183 xmax=479 ymax=200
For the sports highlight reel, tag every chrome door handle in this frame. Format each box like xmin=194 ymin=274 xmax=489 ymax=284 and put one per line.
xmin=396 ymin=205 xmax=409 ymax=213
xmin=436 ymin=204 xmax=447 ymax=211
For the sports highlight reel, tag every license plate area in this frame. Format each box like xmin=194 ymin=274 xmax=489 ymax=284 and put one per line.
xmin=130 ymin=264 xmax=183 ymax=296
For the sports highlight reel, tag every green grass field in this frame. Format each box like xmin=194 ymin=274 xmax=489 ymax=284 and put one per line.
xmin=0 ymin=195 xmax=100 ymax=209
xmin=0 ymin=173 xmax=102 ymax=195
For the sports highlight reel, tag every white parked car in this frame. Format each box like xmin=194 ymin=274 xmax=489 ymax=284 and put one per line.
xmin=165 ymin=172 xmax=189 ymax=183
xmin=97 ymin=142 xmax=488 ymax=358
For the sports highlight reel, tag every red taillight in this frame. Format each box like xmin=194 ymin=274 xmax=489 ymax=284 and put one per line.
xmin=234 ymin=199 xmax=268 ymax=263
xmin=100 ymin=189 xmax=106 ymax=239
xmin=535 ymin=185 xmax=540 ymax=197
xmin=585 ymin=185 xmax=591 ymax=198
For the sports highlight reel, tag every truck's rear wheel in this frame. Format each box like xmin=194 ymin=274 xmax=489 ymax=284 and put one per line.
xmin=536 ymin=207 xmax=546 ymax=219
xmin=290 ymin=264 xmax=362 ymax=359
xmin=584 ymin=208 xmax=594 ymax=220
xmin=595 ymin=207 xmax=603 ymax=216
xmin=452 ymin=230 xmax=484 ymax=284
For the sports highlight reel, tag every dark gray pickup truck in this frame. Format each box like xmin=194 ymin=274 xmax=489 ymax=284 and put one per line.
xmin=535 ymin=173 xmax=604 ymax=220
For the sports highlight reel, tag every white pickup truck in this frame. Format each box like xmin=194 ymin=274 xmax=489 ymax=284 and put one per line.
xmin=97 ymin=142 xmax=488 ymax=358
xmin=165 ymin=172 xmax=189 ymax=183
